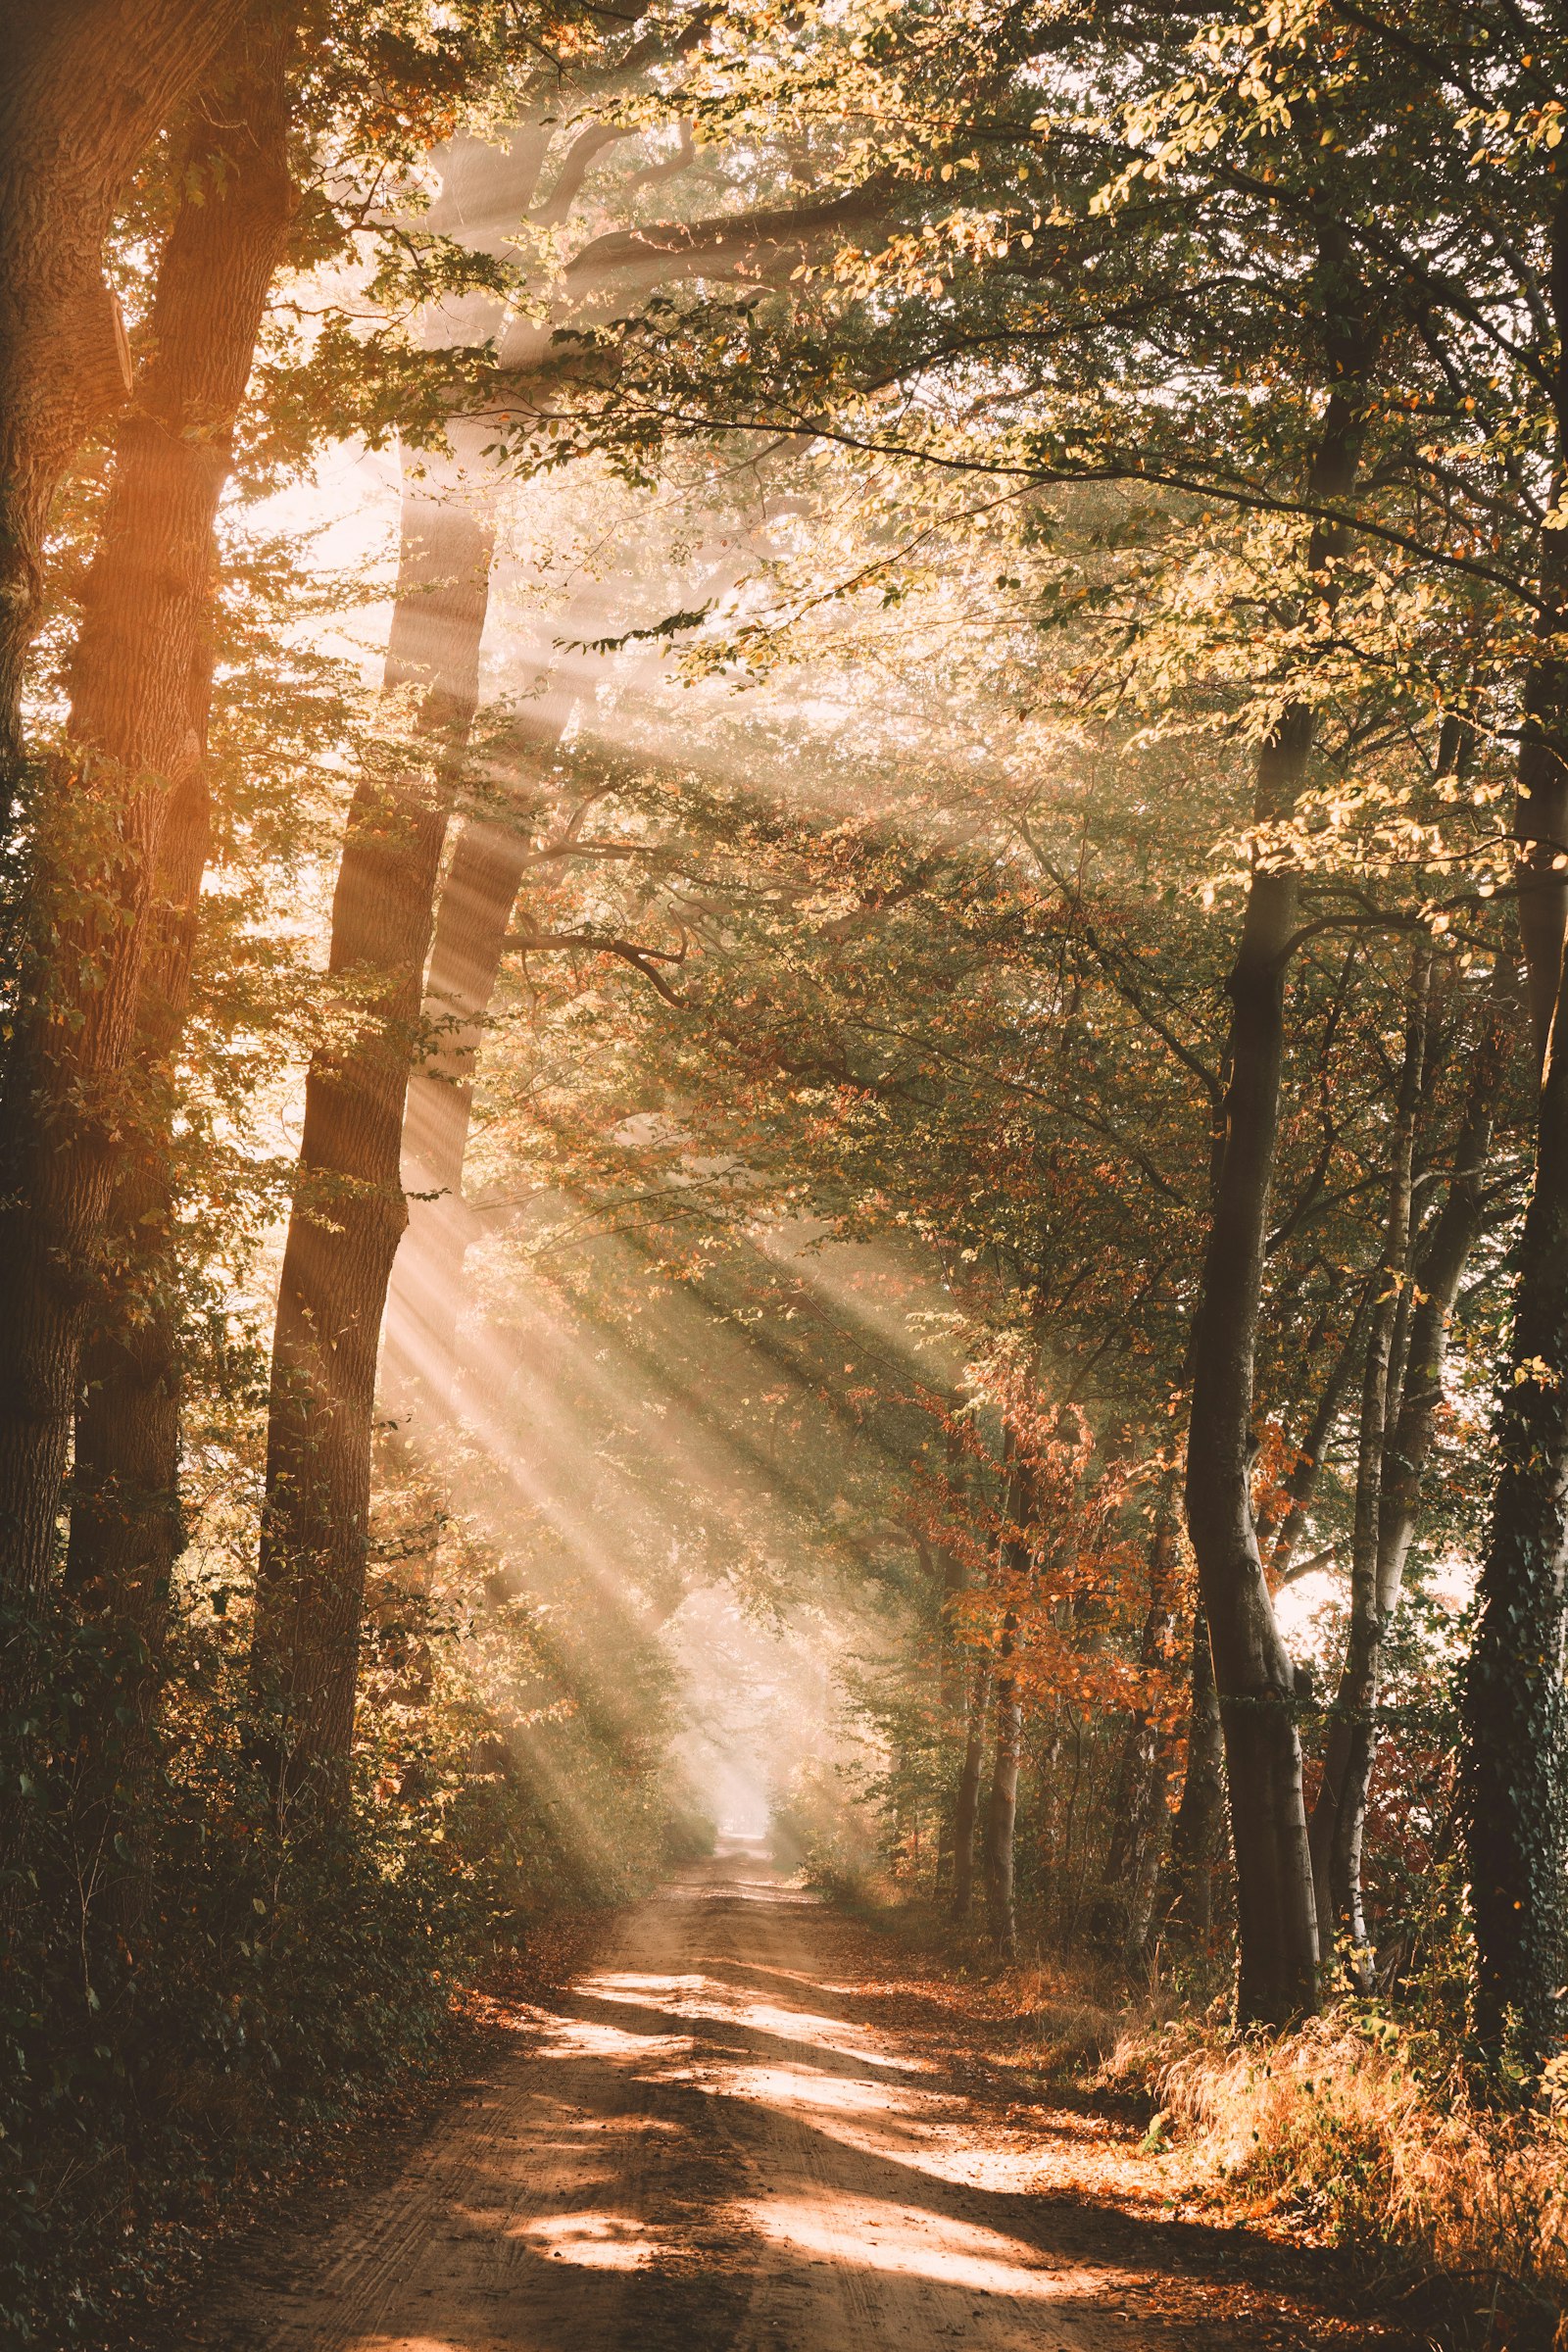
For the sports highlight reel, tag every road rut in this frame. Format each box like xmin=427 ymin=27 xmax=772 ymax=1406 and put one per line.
xmin=193 ymin=1844 xmax=1384 ymax=2352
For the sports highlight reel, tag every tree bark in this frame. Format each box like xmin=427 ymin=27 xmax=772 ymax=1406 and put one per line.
xmin=981 ymin=1458 xmax=1032 ymax=1956
xmin=951 ymin=1659 xmax=990 ymax=1923
xmin=982 ymin=1621 xmax=1022 ymax=1958
xmin=1156 ymin=1603 xmax=1227 ymax=1938
xmin=0 ymin=0 xmax=247 ymax=774
xmin=383 ymin=723 xmax=571 ymax=1425
xmin=1462 ymin=510 xmax=1568 ymax=2063
xmin=0 ymin=19 xmax=292 ymax=1870
xmin=249 ymin=486 xmax=493 ymax=1779
xmin=1308 ymin=942 xmax=1429 ymax=1971
xmin=1183 ymin=328 xmax=1375 ymax=2025
xmin=1092 ymin=1479 xmax=1179 ymax=1962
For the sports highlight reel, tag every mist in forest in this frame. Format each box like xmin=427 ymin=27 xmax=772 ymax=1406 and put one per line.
xmin=5 ymin=5 xmax=1568 ymax=2342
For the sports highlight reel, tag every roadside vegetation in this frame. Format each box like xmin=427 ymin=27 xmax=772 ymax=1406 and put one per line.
xmin=7 ymin=3 xmax=1568 ymax=2346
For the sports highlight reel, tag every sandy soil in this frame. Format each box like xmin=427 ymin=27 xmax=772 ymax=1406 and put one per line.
xmin=189 ymin=1844 xmax=1402 ymax=2352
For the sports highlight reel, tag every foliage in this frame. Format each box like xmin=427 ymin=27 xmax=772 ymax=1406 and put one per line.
xmin=1 ymin=1484 xmax=679 ymax=2348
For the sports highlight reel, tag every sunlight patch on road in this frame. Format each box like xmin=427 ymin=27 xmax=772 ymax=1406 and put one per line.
xmin=746 ymin=2190 xmax=1101 ymax=2300
xmin=585 ymin=1969 xmax=930 ymax=2075
xmin=511 ymin=2210 xmax=665 ymax=2269
xmin=538 ymin=2011 xmax=692 ymax=2061
xmin=716 ymin=2060 xmax=926 ymax=2115
xmin=727 ymin=1996 xmax=929 ymax=2069
xmin=342 ymin=2338 xmax=469 ymax=2351
xmin=587 ymin=1969 xmax=710 ymax=2007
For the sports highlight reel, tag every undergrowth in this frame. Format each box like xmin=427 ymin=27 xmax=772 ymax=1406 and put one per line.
xmin=1103 ymin=2008 xmax=1568 ymax=2349
xmin=823 ymin=1854 xmax=1568 ymax=2351
xmin=1 ymin=1579 xmax=692 ymax=2350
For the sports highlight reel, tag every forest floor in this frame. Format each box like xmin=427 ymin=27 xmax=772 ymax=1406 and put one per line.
xmin=178 ymin=1841 xmax=1416 ymax=2352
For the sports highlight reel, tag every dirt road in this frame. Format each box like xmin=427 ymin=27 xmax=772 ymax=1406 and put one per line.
xmin=194 ymin=1844 xmax=1389 ymax=2352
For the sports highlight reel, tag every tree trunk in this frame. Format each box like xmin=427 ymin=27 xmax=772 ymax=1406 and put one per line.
xmin=1316 ymin=955 xmax=1513 ymax=1984
xmin=981 ymin=1458 xmax=1032 ymax=1956
xmin=1092 ymin=1480 xmax=1179 ymax=1961
xmin=951 ymin=1659 xmax=991 ymax=1923
xmin=0 ymin=20 xmax=291 ymax=1875
xmin=249 ymin=487 xmax=493 ymax=1780
xmin=1185 ymin=831 xmax=1324 ymax=2025
xmin=1183 ymin=337 xmax=1374 ymax=2026
xmin=982 ymin=1621 xmax=1022 ymax=1958
xmin=0 ymin=0 xmax=246 ymax=774
xmin=926 ymin=1501 xmax=967 ymax=1891
xmin=1157 ymin=1603 xmax=1227 ymax=1937
xmin=383 ymin=730 xmax=570 ymax=1427
xmin=1308 ymin=943 xmax=1429 ymax=1974
xmin=1463 ymin=553 xmax=1568 ymax=2065
xmin=1262 ymin=1290 xmax=1371 ymax=1579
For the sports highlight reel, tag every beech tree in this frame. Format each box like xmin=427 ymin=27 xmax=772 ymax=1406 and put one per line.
xmin=14 ymin=19 xmax=1568 ymax=2328
xmin=0 ymin=0 xmax=248 ymax=770
xmin=250 ymin=58 xmax=901 ymax=1778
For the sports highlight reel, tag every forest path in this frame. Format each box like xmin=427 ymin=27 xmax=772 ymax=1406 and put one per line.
xmin=194 ymin=1843 xmax=1392 ymax=2352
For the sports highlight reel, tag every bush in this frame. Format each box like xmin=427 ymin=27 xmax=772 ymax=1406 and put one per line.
xmin=1104 ymin=2008 xmax=1568 ymax=2346
xmin=662 ymin=1802 xmax=718 ymax=1864
xmin=0 ymin=1579 xmax=682 ymax=2349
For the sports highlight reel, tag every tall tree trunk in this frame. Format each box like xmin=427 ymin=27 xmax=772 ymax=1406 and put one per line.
xmin=1462 ymin=523 xmax=1568 ymax=2063
xmin=1261 ymin=1290 xmax=1372 ymax=1579
xmin=1092 ymin=1477 xmax=1179 ymax=1961
xmin=951 ymin=1659 xmax=991 ymax=1923
xmin=982 ymin=1620 xmax=1022 ymax=1959
xmin=248 ymin=487 xmax=493 ymax=1780
xmin=0 ymin=0 xmax=246 ymax=773
xmin=917 ymin=1494 xmax=967 ymax=1893
xmin=0 ymin=19 xmax=291 ymax=1883
xmin=1183 ymin=327 xmax=1375 ymax=2026
xmin=1313 ymin=957 xmax=1512 ymax=1981
xmin=1308 ymin=943 xmax=1429 ymax=1971
xmin=1156 ymin=1603 xmax=1227 ymax=1937
xmin=982 ymin=1458 xmax=1032 ymax=1956
xmin=383 ymin=722 xmax=570 ymax=1425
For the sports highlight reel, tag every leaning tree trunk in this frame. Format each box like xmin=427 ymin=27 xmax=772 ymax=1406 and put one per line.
xmin=382 ymin=546 xmax=750 ymax=1428
xmin=1312 ymin=955 xmax=1511 ymax=1978
xmin=1462 ymin=535 xmax=1568 ymax=2066
xmin=0 ymin=20 xmax=291 ymax=1885
xmin=1261 ymin=1288 xmax=1372 ymax=1579
xmin=249 ymin=485 xmax=493 ymax=1781
xmin=382 ymin=717 xmax=571 ymax=1427
xmin=1183 ymin=332 xmax=1375 ymax=2026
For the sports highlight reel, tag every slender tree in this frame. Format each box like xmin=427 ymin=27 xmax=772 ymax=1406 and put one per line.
xmin=1313 ymin=958 xmax=1515 ymax=1974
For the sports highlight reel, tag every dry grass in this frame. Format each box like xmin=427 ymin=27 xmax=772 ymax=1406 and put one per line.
xmin=1102 ymin=2010 xmax=1568 ymax=2343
